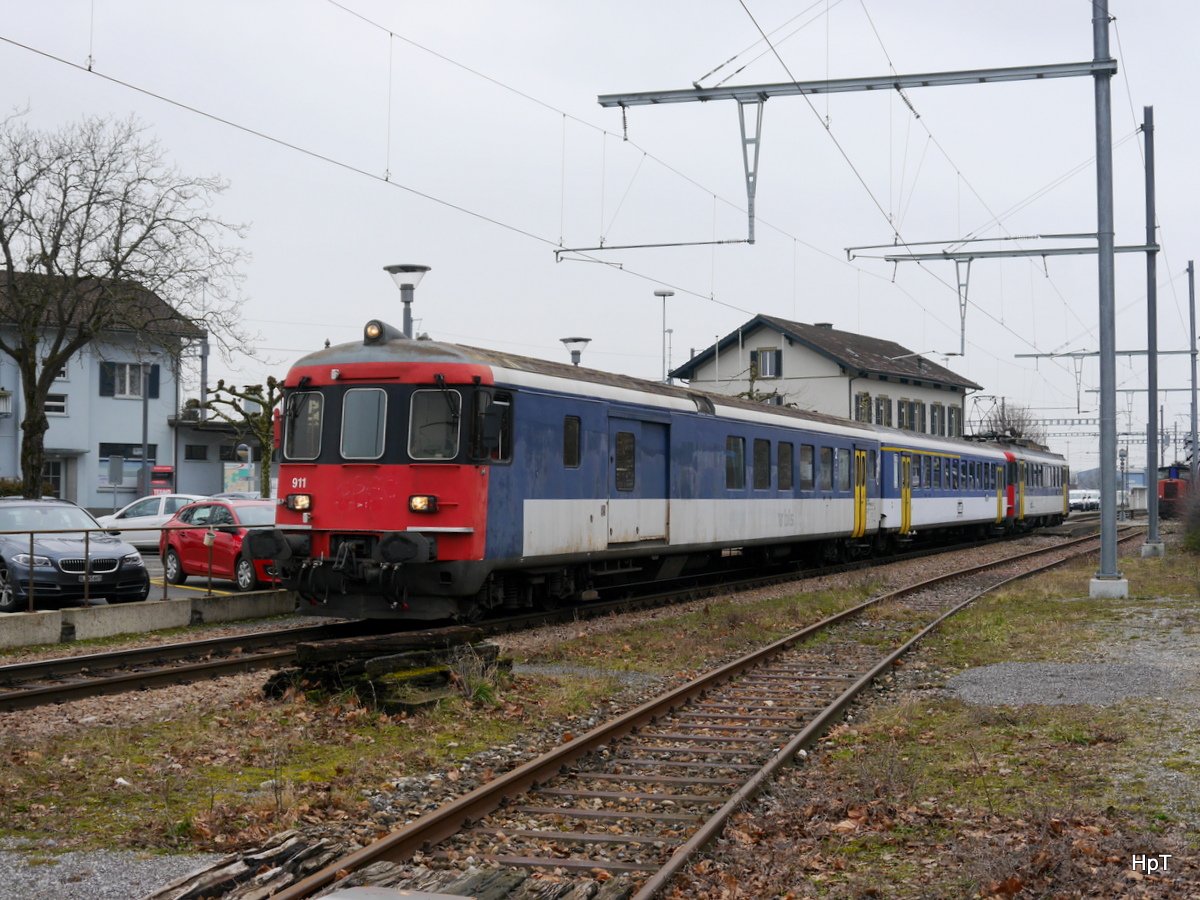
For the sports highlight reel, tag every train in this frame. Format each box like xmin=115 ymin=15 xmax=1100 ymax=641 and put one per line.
xmin=249 ymin=319 xmax=1068 ymax=621
xmin=1157 ymin=464 xmax=1191 ymax=519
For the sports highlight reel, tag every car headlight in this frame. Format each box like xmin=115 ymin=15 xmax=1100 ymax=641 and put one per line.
xmin=122 ymin=553 xmax=145 ymax=568
xmin=12 ymin=553 xmax=52 ymax=567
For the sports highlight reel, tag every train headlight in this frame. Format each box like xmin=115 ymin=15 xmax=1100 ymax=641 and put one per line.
xmin=409 ymin=494 xmax=439 ymax=513
xmin=365 ymin=320 xmax=385 ymax=343
xmin=286 ymin=493 xmax=313 ymax=512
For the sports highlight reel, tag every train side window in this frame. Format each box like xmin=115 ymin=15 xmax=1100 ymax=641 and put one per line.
xmin=563 ymin=416 xmax=581 ymax=468
xmin=341 ymin=388 xmax=387 ymax=460
xmin=726 ymin=436 xmax=746 ymax=490
xmin=799 ymin=444 xmax=814 ymax=491
xmin=910 ymin=454 xmax=920 ymax=488
xmin=923 ymin=455 xmax=932 ymax=489
xmin=753 ymin=439 xmax=771 ymax=489
xmin=933 ymin=457 xmax=942 ymax=489
xmin=868 ymin=449 xmax=877 ymax=484
xmin=819 ymin=447 xmax=833 ymax=491
xmin=778 ymin=442 xmax=794 ymax=491
xmin=284 ymin=391 xmax=323 ymax=461
xmin=837 ymin=448 xmax=851 ymax=491
xmin=469 ymin=390 xmax=513 ymax=463
xmin=615 ymin=431 xmax=636 ymax=490
xmin=409 ymin=389 xmax=461 ymax=460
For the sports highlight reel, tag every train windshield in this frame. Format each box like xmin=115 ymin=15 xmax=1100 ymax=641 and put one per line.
xmin=341 ymin=388 xmax=387 ymax=459
xmin=409 ymin=389 xmax=461 ymax=459
xmin=284 ymin=391 xmax=323 ymax=460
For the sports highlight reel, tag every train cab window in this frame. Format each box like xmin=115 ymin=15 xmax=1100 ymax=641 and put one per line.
xmin=615 ymin=431 xmax=636 ymax=490
xmin=819 ymin=447 xmax=833 ymax=491
xmin=799 ymin=445 xmax=815 ymax=491
xmin=563 ymin=416 xmax=581 ymax=468
xmin=753 ymin=439 xmax=771 ymax=489
xmin=778 ymin=442 xmax=794 ymax=491
xmin=726 ymin=436 xmax=746 ymax=490
xmin=341 ymin=388 xmax=387 ymax=460
xmin=469 ymin=391 xmax=513 ymax=463
xmin=284 ymin=391 xmax=323 ymax=461
xmin=409 ymin=389 xmax=461 ymax=460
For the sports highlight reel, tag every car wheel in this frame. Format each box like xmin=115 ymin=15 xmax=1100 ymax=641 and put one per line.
xmin=164 ymin=549 xmax=187 ymax=585
xmin=235 ymin=556 xmax=259 ymax=592
xmin=0 ymin=564 xmax=19 ymax=613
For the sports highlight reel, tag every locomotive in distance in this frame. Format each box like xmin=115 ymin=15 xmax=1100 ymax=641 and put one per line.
xmin=250 ymin=318 xmax=1067 ymax=621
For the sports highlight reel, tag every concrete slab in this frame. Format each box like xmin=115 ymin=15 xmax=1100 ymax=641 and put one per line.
xmin=1140 ymin=541 xmax=1166 ymax=558
xmin=192 ymin=591 xmax=296 ymax=623
xmin=1089 ymin=577 xmax=1130 ymax=599
xmin=0 ymin=610 xmax=62 ymax=649
xmin=62 ymin=598 xmax=193 ymax=641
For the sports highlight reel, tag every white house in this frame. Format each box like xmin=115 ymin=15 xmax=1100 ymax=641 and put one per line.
xmin=670 ymin=314 xmax=981 ymax=437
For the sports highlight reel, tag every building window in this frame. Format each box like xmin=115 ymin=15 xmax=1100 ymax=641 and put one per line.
xmin=855 ymin=392 xmax=871 ymax=423
xmin=726 ymin=436 xmax=746 ymax=490
xmin=185 ymin=444 xmax=208 ymax=461
xmin=751 ymin=348 xmax=781 ymax=379
xmin=948 ymin=406 xmax=962 ymax=438
xmin=875 ymin=395 xmax=891 ymax=427
xmin=930 ymin=403 xmax=944 ymax=436
xmin=913 ymin=400 xmax=926 ymax=434
xmin=45 ymin=394 xmax=67 ymax=415
xmin=897 ymin=399 xmax=910 ymax=430
xmin=753 ymin=438 xmax=771 ymax=489
xmin=99 ymin=362 xmax=160 ymax=399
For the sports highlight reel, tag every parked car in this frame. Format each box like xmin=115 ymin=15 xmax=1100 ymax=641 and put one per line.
xmin=95 ymin=493 xmax=208 ymax=549
xmin=209 ymin=491 xmax=262 ymax=500
xmin=159 ymin=499 xmax=277 ymax=591
xmin=1068 ymin=489 xmax=1088 ymax=511
xmin=0 ymin=498 xmax=150 ymax=613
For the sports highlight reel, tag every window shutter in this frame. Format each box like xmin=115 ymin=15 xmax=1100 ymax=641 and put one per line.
xmin=99 ymin=362 xmax=116 ymax=397
xmin=773 ymin=350 xmax=782 ymax=377
xmin=148 ymin=364 xmax=160 ymax=399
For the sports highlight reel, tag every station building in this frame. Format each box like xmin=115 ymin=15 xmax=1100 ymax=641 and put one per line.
xmin=669 ymin=314 xmax=981 ymax=437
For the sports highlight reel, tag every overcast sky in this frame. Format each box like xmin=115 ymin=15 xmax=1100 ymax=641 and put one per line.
xmin=2 ymin=1 xmax=1196 ymax=474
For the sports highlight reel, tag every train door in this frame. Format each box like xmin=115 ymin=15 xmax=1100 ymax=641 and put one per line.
xmin=607 ymin=418 xmax=669 ymax=544
xmin=995 ymin=462 xmax=1005 ymax=525
xmin=900 ymin=452 xmax=912 ymax=533
xmin=853 ymin=447 xmax=868 ymax=538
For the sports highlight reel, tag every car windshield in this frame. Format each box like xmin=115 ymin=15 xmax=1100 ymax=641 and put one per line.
xmin=0 ymin=505 xmax=99 ymax=533
xmin=232 ymin=505 xmax=276 ymax=527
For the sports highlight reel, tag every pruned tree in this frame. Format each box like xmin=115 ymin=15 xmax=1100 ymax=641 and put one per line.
xmin=0 ymin=113 xmax=248 ymax=497
xmin=735 ymin=362 xmax=794 ymax=407
xmin=202 ymin=377 xmax=283 ymax=498
xmin=979 ymin=400 xmax=1046 ymax=445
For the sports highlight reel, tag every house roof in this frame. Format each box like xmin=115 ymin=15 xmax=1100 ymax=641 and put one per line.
xmin=669 ymin=313 xmax=982 ymax=391
xmin=0 ymin=271 xmax=204 ymax=339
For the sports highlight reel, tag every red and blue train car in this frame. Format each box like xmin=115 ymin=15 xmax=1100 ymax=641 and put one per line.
xmin=252 ymin=320 xmax=1067 ymax=621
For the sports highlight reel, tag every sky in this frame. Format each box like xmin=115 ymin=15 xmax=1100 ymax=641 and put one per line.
xmin=1 ymin=0 xmax=1196 ymax=475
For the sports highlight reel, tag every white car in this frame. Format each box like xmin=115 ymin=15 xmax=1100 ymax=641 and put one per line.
xmin=96 ymin=493 xmax=208 ymax=549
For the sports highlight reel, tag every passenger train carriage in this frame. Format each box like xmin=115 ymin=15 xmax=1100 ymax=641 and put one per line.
xmin=252 ymin=320 xmax=1067 ymax=621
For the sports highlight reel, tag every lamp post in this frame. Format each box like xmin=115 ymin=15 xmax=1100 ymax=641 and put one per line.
xmin=383 ymin=264 xmax=431 ymax=338
xmin=1118 ymin=447 xmax=1128 ymax=520
xmin=560 ymin=337 xmax=591 ymax=366
xmin=655 ymin=289 xmax=674 ymax=382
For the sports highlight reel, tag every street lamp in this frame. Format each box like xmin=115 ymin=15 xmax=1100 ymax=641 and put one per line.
xmin=383 ymin=264 xmax=431 ymax=339
xmin=655 ymin=289 xmax=674 ymax=382
xmin=560 ymin=337 xmax=591 ymax=367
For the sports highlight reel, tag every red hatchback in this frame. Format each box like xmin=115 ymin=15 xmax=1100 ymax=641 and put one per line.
xmin=160 ymin=499 xmax=277 ymax=591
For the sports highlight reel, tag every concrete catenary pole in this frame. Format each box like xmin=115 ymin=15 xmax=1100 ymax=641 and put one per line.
xmin=1142 ymin=106 xmax=1163 ymax=556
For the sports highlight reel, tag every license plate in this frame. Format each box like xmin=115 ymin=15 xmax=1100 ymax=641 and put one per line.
xmin=77 ymin=574 xmax=102 ymax=583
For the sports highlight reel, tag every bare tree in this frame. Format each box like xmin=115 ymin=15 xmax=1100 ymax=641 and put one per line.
xmin=979 ymin=400 xmax=1046 ymax=444
xmin=0 ymin=114 xmax=248 ymax=496
xmin=202 ymin=378 xmax=283 ymax=498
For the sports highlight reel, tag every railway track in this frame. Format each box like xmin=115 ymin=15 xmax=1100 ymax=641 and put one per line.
xmin=187 ymin=525 xmax=1139 ymax=900
xmin=0 ymin=621 xmax=377 ymax=711
xmin=2 ymin=530 xmax=1074 ymax=712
